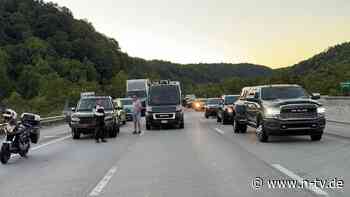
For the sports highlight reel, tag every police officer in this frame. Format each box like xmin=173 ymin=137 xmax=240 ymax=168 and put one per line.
xmin=94 ymin=105 xmax=107 ymax=143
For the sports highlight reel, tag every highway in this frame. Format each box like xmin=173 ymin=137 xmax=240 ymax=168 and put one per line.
xmin=0 ymin=111 xmax=348 ymax=197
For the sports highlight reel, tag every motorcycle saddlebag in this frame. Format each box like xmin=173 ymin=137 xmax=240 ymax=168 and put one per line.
xmin=21 ymin=113 xmax=41 ymax=144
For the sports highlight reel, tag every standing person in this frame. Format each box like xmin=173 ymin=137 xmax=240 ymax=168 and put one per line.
xmin=132 ymin=95 xmax=142 ymax=135
xmin=94 ymin=105 xmax=107 ymax=143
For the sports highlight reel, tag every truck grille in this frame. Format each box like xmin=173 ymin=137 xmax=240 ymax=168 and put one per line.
xmin=280 ymin=104 xmax=317 ymax=120
xmin=79 ymin=117 xmax=95 ymax=124
xmin=153 ymin=113 xmax=175 ymax=120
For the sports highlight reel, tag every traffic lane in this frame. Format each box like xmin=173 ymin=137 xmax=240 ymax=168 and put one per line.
xmin=0 ymin=126 xmax=140 ymax=197
xmin=199 ymin=112 xmax=348 ymax=196
xmin=325 ymin=121 xmax=350 ymax=138
xmin=100 ymin=112 xmax=311 ymax=197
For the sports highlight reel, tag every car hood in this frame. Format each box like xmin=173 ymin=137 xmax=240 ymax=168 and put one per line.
xmin=262 ymin=98 xmax=321 ymax=108
xmin=207 ymin=104 xmax=220 ymax=108
xmin=72 ymin=110 xmax=114 ymax=117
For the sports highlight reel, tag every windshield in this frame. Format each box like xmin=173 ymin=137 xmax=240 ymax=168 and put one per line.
xmin=261 ymin=86 xmax=309 ymax=100
xmin=127 ymin=90 xmax=147 ymax=98
xmin=77 ymin=98 xmax=113 ymax=112
xmin=149 ymin=85 xmax=180 ymax=105
xmin=120 ymin=99 xmax=133 ymax=106
xmin=225 ymin=96 xmax=239 ymax=104
xmin=207 ymin=99 xmax=221 ymax=105
xmin=127 ymin=80 xmax=146 ymax=91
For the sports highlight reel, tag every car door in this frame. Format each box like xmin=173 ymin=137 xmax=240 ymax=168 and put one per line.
xmin=245 ymin=88 xmax=261 ymax=127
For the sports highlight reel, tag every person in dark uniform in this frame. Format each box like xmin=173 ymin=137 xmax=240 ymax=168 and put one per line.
xmin=94 ymin=105 xmax=107 ymax=143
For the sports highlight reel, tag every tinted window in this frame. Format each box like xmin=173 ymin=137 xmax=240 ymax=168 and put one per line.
xmin=225 ymin=96 xmax=239 ymax=104
xmin=77 ymin=98 xmax=113 ymax=112
xmin=149 ymin=85 xmax=180 ymax=105
xmin=261 ymin=86 xmax=309 ymax=100
xmin=121 ymin=99 xmax=133 ymax=106
xmin=207 ymin=99 xmax=221 ymax=104
xmin=127 ymin=90 xmax=147 ymax=98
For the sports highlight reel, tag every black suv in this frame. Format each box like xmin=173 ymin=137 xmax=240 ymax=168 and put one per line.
xmin=70 ymin=96 xmax=119 ymax=139
xmin=217 ymin=95 xmax=239 ymax=124
xmin=233 ymin=85 xmax=326 ymax=142
xmin=146 ymin=81 xmax=184 ymax=130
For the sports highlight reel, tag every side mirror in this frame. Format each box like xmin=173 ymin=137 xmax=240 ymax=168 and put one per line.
xmin=71 ymin=107 xmax=76 ymax=112
xmin=311 ymin=93 xmax=321 ymax=100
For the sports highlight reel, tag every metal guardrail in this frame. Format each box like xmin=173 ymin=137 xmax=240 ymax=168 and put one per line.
xmin=0 ymin=115 xmax=66 ymax=135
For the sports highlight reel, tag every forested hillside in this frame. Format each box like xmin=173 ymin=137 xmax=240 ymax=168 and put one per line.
xmin=0 ymin=0 xmax=349 ymax=116
xmin=0 ymin=0 xmax=272 ymax=115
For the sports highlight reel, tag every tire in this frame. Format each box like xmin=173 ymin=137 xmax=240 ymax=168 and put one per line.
xmin=311 ymin=134 xmax=322 ymax=141
xmin=19 ymin=142 xmax=30 ymax=158
xmin=72 ymin=128 xmax=80 ymax=139
xmin=0 ymin=145 xmax=11 ymax=164
xmin=256 ymin=122 xmax=268 ymax=142
xmin=109 ymin=125 xmax=118 ymax=138
xmin=123 ymin=121 xmax=126 ymax=125
xmin=205 ymin=114 xmax=209 ymax=119
xmin=233 ymin=120 xmax=240 ymax=133
xmin=146 ymin=122 xmax=151 ymax=130
xmin=179 ymin=121 xmax=184 ymax=129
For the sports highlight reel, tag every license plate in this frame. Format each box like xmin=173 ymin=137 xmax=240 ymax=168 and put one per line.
xmin=161 ymin=120 xmax=168 ymax=124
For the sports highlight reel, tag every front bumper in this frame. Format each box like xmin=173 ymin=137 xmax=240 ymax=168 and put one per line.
xmin=205 ymin=108 xmax=218 ymax=116
xmin=146 ymin=111 xmax=183 ymax=126
xmin=263 ymin=117 xmax=326 ymax=136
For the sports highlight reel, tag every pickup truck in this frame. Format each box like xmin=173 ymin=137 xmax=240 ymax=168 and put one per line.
xmin=233 ymin=85 xmax=326 ymax=142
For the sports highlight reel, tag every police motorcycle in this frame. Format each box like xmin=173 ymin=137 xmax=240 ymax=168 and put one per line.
xmin=0 ymin=110 xmax=41 ymax=164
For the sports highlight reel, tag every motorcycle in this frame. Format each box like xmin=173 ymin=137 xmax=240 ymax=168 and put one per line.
xmin=0 ymin=113 xmax=40 ymax=164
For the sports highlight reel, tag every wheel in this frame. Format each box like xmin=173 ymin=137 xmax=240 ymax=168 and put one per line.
xmin=19 ymin=142 xmax=30 ymax=157
xmin=179 ymin=121 xmax=184 ymax=129
xmin=109 ymin=125 xmax=118 ymax=138
xmin=123 ymin=121 xmax=126 ymax=125
xmin=72 ymin=128 xmax=80 ymax=139
xmin=0 ymin=145 xmax=11 ymax=164
xmin=256 ymin=122 xmax=268 ymax=142
xmin=146 ymin=123 xmax=151 ymax=130
xmin=205 ymin=114 xmax=209 ymax=119
xmin=233 ymin=120 xmax=240 ymax=133
xmin=311 ymin=134 xmax=322 ymax=141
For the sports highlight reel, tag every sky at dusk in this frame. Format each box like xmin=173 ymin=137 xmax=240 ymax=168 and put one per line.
xmin=51 ymin=0 xmax=350 ymax=68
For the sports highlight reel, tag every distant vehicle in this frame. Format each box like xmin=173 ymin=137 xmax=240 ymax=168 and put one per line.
xmin=70 ymin=95 xmax=119 ymax=139
xmin=115 ymin=98 xmax=133 ymax=122
xmin=192 ymin=98 xmax=207 ymax=111
xmin=127 ymin=79 xmax=150 ymax=116
xmin=233 ymin=84 xmax=325 ymax=142
xmin=217 ymin=95 xmax=239 ymax=124
xmin=113 ymin=99 xmax=127 ymax=125
xmin=184 ymin=94 xmax=196 ymax=108
xmin=146 ymin=80 xmax=184 ymax=129
xmin=204 ymin=98 xmax=222 ymax=118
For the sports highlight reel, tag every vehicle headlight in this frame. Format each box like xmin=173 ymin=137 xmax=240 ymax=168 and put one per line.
xmin=195 ymin=103 xmax=200 ymax=108
xmin=265 ymin=108 xmax=280 ymax=118
xmin=317 ymin=107 xmax=326 ymax=116
xmin=176 ymin=105 xmax=183 ymax=112
xmin=71 ymin=116 xmax=80 ymax=122
xmin=146 ymin=106 xmax=153 ymax=112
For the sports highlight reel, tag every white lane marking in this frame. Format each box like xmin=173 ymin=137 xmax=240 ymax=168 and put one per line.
xmin=214 ymin=128 xmax=225 ymax=135
xmin=272 ymin=164 xmax=328 ymax=196
xmin=89 ymin=166 xmax=118 ymax=196
xmin=31 ymin=135 xmax=71 ymax=151
xmin=44 ymin=135 xmax=58 ymax=138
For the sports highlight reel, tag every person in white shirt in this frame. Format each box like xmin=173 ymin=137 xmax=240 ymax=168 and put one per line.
xmin=132 ymin=95 xmax=142 ymax=135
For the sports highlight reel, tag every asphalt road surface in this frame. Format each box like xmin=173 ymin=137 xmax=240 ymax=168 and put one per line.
xmin=0 ymin=111 xmax=348 ymax=197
